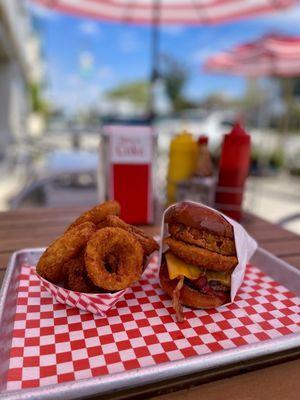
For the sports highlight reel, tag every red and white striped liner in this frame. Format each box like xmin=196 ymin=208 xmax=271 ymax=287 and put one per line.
xmin=31 ymin=0 xmax=294 ymax=25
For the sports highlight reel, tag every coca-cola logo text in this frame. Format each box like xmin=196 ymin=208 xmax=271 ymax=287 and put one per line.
xmin=115 ymin=137 xmax=144 ymax=157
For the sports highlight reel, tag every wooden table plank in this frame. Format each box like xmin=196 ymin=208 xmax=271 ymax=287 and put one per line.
xmin=245 ymin=228 xmax=296 ymax=242
xmin=0 ymin=236 xmax=58 ymax=253
xmin=243 ymin=214 xmax=279 ymax=229
xmin=281 ymin=255 xmax=300 ymax=269
xmin=0 ymin=252 xmax=15 ymax=270
xmin=260 ymin=239 xmax=300 ymax=257
xmin=0 ymin=225 xmax=67 ymax=240
xmin=0 ymin=216 xmax=76 ymax=230
xmin=0 ymin=207 xmax=85 ymax=219
xmin=0 ymin=269 xmax=6 ymax=283
xmin=154 ymin=359 xmax=300 ymax=400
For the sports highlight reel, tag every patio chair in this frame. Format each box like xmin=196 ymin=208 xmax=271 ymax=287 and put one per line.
xmin=9 ymin=150 xmax=102 ymax=209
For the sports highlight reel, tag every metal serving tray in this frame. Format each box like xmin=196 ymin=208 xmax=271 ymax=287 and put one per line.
xmin=0 ymin=247 xmax=299 ymax=400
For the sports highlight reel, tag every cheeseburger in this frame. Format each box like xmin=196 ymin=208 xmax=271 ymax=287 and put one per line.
xmin=160 ymin=202 xmax=238 ymax=321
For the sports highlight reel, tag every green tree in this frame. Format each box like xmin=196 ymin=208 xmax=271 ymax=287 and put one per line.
xmin=160 ymin=55 xmax=192 ymax=112
xmin=290 ymin=77 xmax=300 ymax=98
xmin=278 ymin=78 xmax=300 ymax=132
xmin=106 ymin=80 xmax=149 ymax=109
xmin=28 ymin=83 xmax=50 ymax=116
xmin=199 ymin=93 xmax=234 ymax=110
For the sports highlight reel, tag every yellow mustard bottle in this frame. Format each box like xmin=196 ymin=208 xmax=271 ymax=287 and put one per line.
xmin=166 ymin=130 xmax=197 ymax=205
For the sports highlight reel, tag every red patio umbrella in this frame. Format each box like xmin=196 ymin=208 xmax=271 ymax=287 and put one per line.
xmin=31 ymin=1 xmax=296 ymax=119
xmin=32 ymin=0 xmax=295 ymax=24
xmin=204 ymin=34 xmax=300 ymax=77
xmin=204 ymin=33 xmax=300 ymax=146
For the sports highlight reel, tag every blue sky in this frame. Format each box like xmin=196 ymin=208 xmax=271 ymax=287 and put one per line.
xmin=29 ymin=3 xmax=300 ymax=112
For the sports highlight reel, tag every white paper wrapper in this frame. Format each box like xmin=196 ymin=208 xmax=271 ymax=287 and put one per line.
xmin=158 ymin=201 xmax=258 ymax=306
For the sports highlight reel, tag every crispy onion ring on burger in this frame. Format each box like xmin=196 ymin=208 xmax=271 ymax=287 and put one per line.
xmin=85 ymin=227 xmax=143 ymax=291
xmin=164 ymin=237 xmax=237 ymax=272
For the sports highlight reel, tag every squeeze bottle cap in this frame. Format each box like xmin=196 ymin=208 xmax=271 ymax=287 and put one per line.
xmin=227 ymin=123 xmax=250 ymax=144
xmin=198 ymin=135 xmax=208 ymax=145
xmin=230 ymin=123 xmax=246 ymax=135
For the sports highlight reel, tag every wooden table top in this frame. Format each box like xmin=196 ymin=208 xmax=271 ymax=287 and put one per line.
xmin=0 ymin=207 xmax=299 ymax=399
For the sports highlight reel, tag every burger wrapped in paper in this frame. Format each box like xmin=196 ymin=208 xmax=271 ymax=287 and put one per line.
xmin=159 ymin=201 xmax=257 ymax=322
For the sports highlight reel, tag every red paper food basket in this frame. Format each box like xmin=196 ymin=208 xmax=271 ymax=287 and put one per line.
xmin=5 ymin=253 xmax=300 ymax=392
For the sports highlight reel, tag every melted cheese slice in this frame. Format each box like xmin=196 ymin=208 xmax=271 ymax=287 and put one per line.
xmin=165 ymin=252 xmax=231 ymax=287
xmin=166 ymin=252 xmax=203 ymax=280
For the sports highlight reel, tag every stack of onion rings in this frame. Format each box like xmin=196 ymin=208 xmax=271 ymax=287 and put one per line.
xmin=36 ymin=201 xmax=158 ymax=293
xmin=85 ymin=227 xmax=144 ymax=291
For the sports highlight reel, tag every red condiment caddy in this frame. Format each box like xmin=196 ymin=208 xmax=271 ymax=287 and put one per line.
xmin=102 ymin=125 xmax=155 ymax=225
xmin=215 ymin=123 xmax=251 ymax=221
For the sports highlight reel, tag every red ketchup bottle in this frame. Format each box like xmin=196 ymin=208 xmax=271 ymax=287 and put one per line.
xmin=215 ymin=123 xmax=251 ymax=221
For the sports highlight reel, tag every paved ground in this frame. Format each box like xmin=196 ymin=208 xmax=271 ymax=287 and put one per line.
xmin=245 ymin=174 xmax=300 ymax=234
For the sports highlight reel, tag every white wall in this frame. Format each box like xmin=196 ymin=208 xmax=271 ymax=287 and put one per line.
xmin=0 ymin=61 xmax=14 ymax=155
xmin=0 ymin=60 xmax=28 ymax=157
xmin=0 ymin=0 xmax=43 ymax=156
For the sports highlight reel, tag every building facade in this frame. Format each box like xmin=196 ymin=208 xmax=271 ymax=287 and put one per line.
xmin=0 ymin=0 xmax=43 ymax=157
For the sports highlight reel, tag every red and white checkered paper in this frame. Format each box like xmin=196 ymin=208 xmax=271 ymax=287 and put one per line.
xmin=6 ymin=255 xmax=300 ymax=392
xmin=37 ymin=274 xmax=128 ymax=316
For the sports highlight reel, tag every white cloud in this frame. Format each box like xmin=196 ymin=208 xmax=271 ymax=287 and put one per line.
xmin=191 ymin=48 xmax=219 ymax=64
xmin=49 ymin=82 xmax=101 ymax=112
xmin=66 ymin=74 xmax=81 ymax=87
xmin=79 ymin=21 xmax=101 ymax=36
xmin=119 ymin=32 xmax=140 ymax=53
xmin=27 ymin=2 xmax=60 ymax=20
xmin=161 ymin=26 xmax=186 ymax=36
xmin=79 ymin=51 xmax=94 ymax=71
xmin=98 ymin=66 xmax=114 ymax=81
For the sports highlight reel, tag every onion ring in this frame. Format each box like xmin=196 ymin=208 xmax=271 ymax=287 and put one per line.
xmin=63 ymin=255 xmax=100 ymax=293
xmin=85 ymin=227 xmax=143 ymax=291
xmin=66 ymin=200 xmax=120 ymax=231
xmin=97 ymin=215 xmax=158 ymax=256
xmin=36 ymin=221 xmax=96 ymax=283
